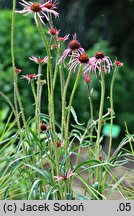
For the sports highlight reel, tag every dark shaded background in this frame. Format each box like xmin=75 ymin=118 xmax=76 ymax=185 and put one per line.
xmin=0 ymin=0 xmax=134 ymax=141
xmin=1 ymin=0 xmax=134 ymax=66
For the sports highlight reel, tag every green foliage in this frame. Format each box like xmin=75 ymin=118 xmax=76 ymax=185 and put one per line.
xmin=0 ymin=107 xmax=9 ymax=135
xmin=0 ymin=10 xmax=46 ymax=117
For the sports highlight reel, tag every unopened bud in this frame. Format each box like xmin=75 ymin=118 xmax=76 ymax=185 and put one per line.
xmin=15 ymin=67 xmax=22 ymax=74
xmin=114 ymin=60 xmax=123 ymax=67
xmin=40 ymin=123 xmax=47 ymax=131
xmin=57 ymin=141 xmax=62 ymax=148
xmin=83 ymin=73 xmax=90 ymax=84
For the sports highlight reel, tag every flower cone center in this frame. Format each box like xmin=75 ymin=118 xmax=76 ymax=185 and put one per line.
xmin=45 ymin=2 xmax=53 ymax=9
xmin=68 ymin=40 xmax=81 ymax=50
xmin=28 ymin=74 xmax=37 ymax=79
xmin=78 ymin=54 xmax=89 ymax=63
xmin=31 ymin=3 xmax=42 ymax=12
xmin=95 ymin=52 xmax=105 ymax=59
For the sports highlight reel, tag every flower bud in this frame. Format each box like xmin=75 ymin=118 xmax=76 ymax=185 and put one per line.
xmin=51 ymin=44 xmax=57 ymax=50
xmin=49 ymin=28 xmax=59 ymax=36
xmin=57 ymin=141 xmax=62 ymax=148
xmin=15 ymin=67 xmax=22 ymax=74
xmin=40 ymin=123 xmax=47 ymax=131
xmin=114 ymin=60 xmax=123 ymax=67
xmin=83 ymin=73 xmax=90 ymax=84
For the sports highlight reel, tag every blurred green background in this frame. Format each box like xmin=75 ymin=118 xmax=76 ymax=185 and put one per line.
xmin=0 ymin=0 xmax=134 ymax=143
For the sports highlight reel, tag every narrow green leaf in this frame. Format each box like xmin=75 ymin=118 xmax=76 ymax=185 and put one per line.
xmin=76 ymin=175 xmax=106 ymax=200
xmin=44 ymin=185 xmax=58 ymax=200
xmin=74 ymin=160 xmax=101 ymax=172
xmin=28 ymin=179 xmax=41 ymax=200
xmin=23 ymin=163 xmax=52 ymax=184
xmin=71 ymin=107 xmax=84 ymax=125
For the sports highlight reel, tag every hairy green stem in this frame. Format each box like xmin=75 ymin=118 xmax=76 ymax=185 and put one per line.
xmin=36 ymin=64 xmax=42 ymax=138
xmin=107 ymin=66 xmax=118 ymax=159
xmin=31 ymin=80 xmax=38 ymax=135
xmin=39 ymin=80 xmax=46 ymax=113
xmin=95 ymin=69 xmax=105 ymax=186
xmin=12 ymin=4 xmax=33 ymax=165
xmin=11 ymin=0 xmax=28 ymax=157
xmin=36 ymin=16 xmax=63 ymax=199
xmin=61 ymin=71 xmax=72 ymax=140
xmin=65 ymin=66 xmax=83 ymax=167
xmin=96 ymin=70 xmax=105 ymax=160
xmin=11 ymin=0 xmax=21 ymax=131
xmin=53 ymin=53 xmax=60 ymax=90
xmin=53 ymin=42 xmax=62 ymax=90
xmin=87 ymin=84 xmax=94 ymax=142
xmin=11 ymin=0 xmax=27 ymax=129
xmin=84 ymin=83 xmax=94 ymax=195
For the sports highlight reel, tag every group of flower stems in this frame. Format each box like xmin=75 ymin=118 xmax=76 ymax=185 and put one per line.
xmin=11 ymin=0 xmax=122 ymax=199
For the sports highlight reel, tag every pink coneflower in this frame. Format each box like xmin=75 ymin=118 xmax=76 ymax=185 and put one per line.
xmin=15 ymin=67 xmax=22 ymax=74
xmin=90 ymin=51 xmax=112 ymax=76
xmin=16 ymin=0 xmax=59 ymax=26
xmin=54 ymin=169 xmax=75 ymax=181
xmin=22 ymin=73 xmax=38 ymax=83
xmin=44 ymin=0 xmax=58 ymax=10
xmin=49 ymin=28 xmax=60 ymax=36
xmin=69 ymin=53 xmax=91 ymax=73
xmin=57 ymin=34 xmax=70 ymax=42
xmin=59 ymin=34 xmax=84 ymax=62
xmin=114 ymin=60 xmax=123 ymax=67
xmin=29 ymin=56 xmax=48 ymax=64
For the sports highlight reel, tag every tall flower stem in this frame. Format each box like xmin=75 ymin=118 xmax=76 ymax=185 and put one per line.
xmin=61 ymin=70 xmax=72 ymax=140
xmin=36 ymin=17 xmax=63 ymax=199
xmin=48 ymin=13 xmax=54 ymax=29
xmin=36 ymin=64 xmax=42 ymax=138
xmin=11 ymin=0 xmax=26 ymax=126
xmin=84 ymin=83 xmax=94 ymax=196
xmin=95 ymin=69 xmax=105 ymax=186
xmin=87 ymin=84 xmax=94 ymax=142
xmin=64 ymin=67 xmax=83 ymax=196
xmin=107 ymin=66 xmax=118 ymax=159
xmin=59 ymin=66 xmax=64 ymax=131
xmin=96 ymin=70 xmax=105 ymax=160
xmin=39 ymin=80 xmax=46 ymax=111
xmin=31 ymin=80 xmax=38 ymax=133
xmin=46 ymin=66 xmax=51 ymax=108
xmin=53 ymin=51 xmax=61 ymax=90
xmin=11 ymin=0 xmax=28 ymax=156
xmin=101 ymin=68 xmax=118 ymax=193
xmin=14 ymin=82 xmax=21 ymax=131
xmin=65 ymin=67 xmax=83 ymax=167
xmin=11 ymin=0 xmax=20 ymax=131
xmin=59 ymin=67 xmax=72 ymax=198
xmin=53 ymin=58 xmax=59 ymax=90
